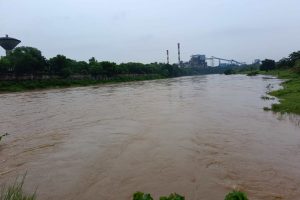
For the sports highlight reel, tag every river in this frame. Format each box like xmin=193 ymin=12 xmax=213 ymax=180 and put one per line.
xmin=0 ymin=75 xmax=300 ymax=200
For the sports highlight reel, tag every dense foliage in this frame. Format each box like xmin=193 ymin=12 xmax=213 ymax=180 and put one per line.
xmin=0 ymin=46 xmax=208 ymax=79
xmin=0 ymin=46 xmax=249 ymax=81
xmin=259 ymin=51 xmax=300 ymax=72
xmin=0 ymin=46 xmax=249 ymax=92
xmin=260 ymin=59 xmax=275 ymax=71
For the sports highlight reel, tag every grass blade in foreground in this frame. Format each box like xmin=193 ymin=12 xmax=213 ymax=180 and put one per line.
xmin=0 ymin=174 xmax=36 ymax=200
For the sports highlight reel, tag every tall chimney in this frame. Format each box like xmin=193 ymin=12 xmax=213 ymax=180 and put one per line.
xmin=166 ymin=50 xmax=169 ymax=64
xmin=177 ymin=43 xmax=181 ymax=67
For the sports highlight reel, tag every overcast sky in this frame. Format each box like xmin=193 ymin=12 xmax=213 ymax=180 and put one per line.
xmin=1 ymin=0 xmax=300 ymax=64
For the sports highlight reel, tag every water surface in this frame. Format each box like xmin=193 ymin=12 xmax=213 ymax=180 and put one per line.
xmin=1 ymin=75 xmax=300 ymax=200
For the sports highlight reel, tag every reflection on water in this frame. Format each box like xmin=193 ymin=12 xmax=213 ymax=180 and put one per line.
xmin=0 ymin=74 xmax=300 ymax=200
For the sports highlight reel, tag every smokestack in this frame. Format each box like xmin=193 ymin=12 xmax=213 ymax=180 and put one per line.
xmin=166 ymin=50 xmax=169 ymax=64
xmin=178 ymin=43 xmax=181 ymax=67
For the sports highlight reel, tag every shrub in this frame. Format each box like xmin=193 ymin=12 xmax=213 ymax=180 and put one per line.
xmin=133 ymin=191 xmax=247 ymax=200
xmin=224 ymin=69 xmax=235 ymax=75
xmin=247 ymin=71 xmax=259 ymax=76
xmin=293 ymin=60 xmax=300 ymax=74
xmin=0 ymin=174 xmax=36 ymax=200
xmin=133 ymin=192 xmax=184 ymax=200
xmin=224 ymin=190 xmax=248 ymax=200
xmin=160 ymin=193 xmax=184 ymax=200
xmin=133 ymin=192 xmax=153 ymax=200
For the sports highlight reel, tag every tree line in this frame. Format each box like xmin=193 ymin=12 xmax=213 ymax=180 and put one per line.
xmin=0 ymin=46 xmax=205 ymax=79
xmin=259 ymin=51 xmax=300 ymax=73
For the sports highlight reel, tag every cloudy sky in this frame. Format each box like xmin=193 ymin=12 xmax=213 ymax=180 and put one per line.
xmin=1 ymin=0 xmax=299 ymax=64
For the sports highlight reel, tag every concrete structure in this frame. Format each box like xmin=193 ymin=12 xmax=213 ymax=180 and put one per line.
xmin=177 ymin=43 xmax=181 ymax=67
xmin=166 ymin=50 xmax=169 ymax=64
xmin=0 ymin=35 xmax=21 ymax=55
xmin=206 ymin=56 xmax=245 ymax=67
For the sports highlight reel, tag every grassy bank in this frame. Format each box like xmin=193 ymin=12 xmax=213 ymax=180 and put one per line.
xmin=261 ymin=69 xmax=300 ymax=114
xmin=0 ymin=74 xmax=164 ymax=93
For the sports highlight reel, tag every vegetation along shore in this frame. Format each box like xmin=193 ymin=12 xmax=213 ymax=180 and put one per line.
xmin=231 ymin=51 xmax=300 ymax=114
xmin=0 ymin=46 xmax=240 ymax=93
xmin=1 ymin=47 xmax=299 ymax=114
xmin=0 ymin=175 xmax=248 ymax=200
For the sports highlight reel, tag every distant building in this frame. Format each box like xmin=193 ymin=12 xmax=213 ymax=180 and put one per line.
xmin=189 ymin=54 xmax=207 ymax=68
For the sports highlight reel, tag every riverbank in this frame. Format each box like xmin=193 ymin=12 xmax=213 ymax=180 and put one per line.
xmin=0 ymin=74 xmax=164 ymax=93
xmin=260 ymin=69 xmax=300 ymax=114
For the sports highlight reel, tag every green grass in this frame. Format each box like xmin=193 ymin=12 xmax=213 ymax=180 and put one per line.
xmin=0 ymin=175 xmax=36 ymax=200
xmin=0 ymin=74 xmax=164 ymax=93
xmin=246 ymin=71 xmax=259 ymax=76
xmin=261 ymin=69 xmax=300 ymax=114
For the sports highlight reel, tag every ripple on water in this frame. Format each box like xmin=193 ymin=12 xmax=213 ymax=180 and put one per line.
xmin=0 ymin=75 xmax=299 ymax=200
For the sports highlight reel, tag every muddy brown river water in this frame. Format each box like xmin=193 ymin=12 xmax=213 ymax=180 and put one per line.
xmin=1 ymin=75 xmax=300 ymax=200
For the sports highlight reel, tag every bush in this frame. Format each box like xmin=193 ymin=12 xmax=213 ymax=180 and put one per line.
xmin=160 ymin=193 xmax=184 ymax=200
xmin=133 ymin=192 xmax=153 ymax=200
xmin=133 ymin=191 xmax=247 ymax=200
xmin=247 ymin=71 xmax=259 ymax=76
xmin=293 ymin=59 xmax=300 ymax=74
xmin=224 ymin=69 xmax=235 ymax=75
xmin=224 ymin=190 xmax=248 ymax=200
xmin=133 ymin=192 xmax=184 ymax=200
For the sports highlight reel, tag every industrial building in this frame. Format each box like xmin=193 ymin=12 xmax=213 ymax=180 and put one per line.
xmin=189 ymin=54 xmax=208 ymax=68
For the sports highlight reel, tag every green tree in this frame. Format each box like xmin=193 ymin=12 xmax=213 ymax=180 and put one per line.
xmin=161 ymin=64 xmax=182 ymax=77
xmin=260 ymin=59 xmax=275 ymax=71
xmin=0 ymin=57 xmax=11 ymax=74
xmin=68 ymin=60 xmax=89 ymax=75
xmin=90 ymin=63 xmax=104 ymax=77
xmin=48 ymin=55 xmax=71 ymax=77
xmin=100 ymin=61 xmax=117 ymax=77
xmin=276 ymin=57 xmax=291 ymax=69
xmin=89 ymin=57 xmax=97 ymax=65
xmin=294 ymin=59 xmax=300 ymax=74
xmin=289 ymin=51 xmax=300 ymax=66
xmin=7 ymin=47 xmax=47 ymax=75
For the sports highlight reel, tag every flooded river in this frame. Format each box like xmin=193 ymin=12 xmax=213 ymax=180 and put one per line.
xmin=1 ymin=75 xmax=300 ymax=200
